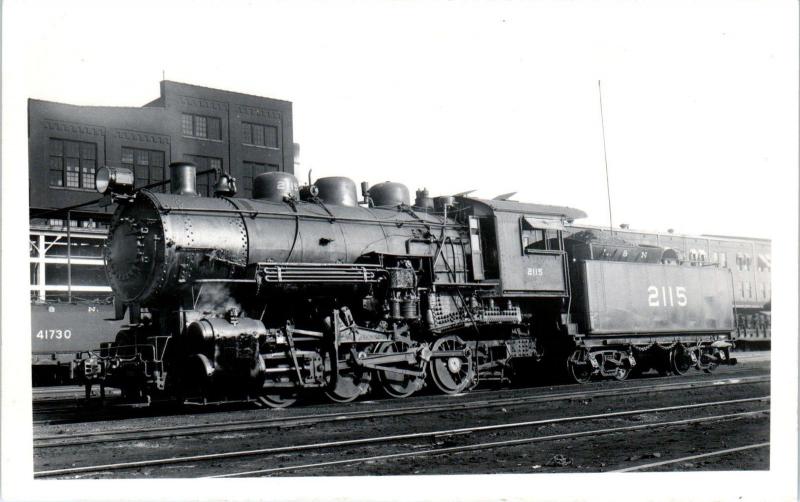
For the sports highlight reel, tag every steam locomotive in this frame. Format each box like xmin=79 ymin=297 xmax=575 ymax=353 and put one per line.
xmin=72 ymin=162 xmax=737 ymax=407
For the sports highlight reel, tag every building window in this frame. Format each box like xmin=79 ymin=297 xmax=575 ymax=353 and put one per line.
xmin=242 ymin=122 xmax=279 ymax=149
xmin=184 ymin=155 xmax=222 ymax=196
xmin=241 ymin=161 xmax=279 ymax=197
xmin=196 ymin=116 xmax=207 ymax=138
xmin=121 ymin=147 xmax=166 ymax=192
xmin=182 ymin=113 xmax=222 ymax=140
xmin=49 ymin=139 xmax=97 ymax=189
xmin=181 ymin=114 xmax=193 ymax=136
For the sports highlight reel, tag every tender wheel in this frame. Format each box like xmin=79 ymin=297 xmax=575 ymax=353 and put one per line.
xmin=429 ymin=336 xmax=474 ymax=395
xmin=613 ymin=366 xmax=631 ymax=381
xmin=324 ymin=348 xmax=372 ymax=403
xmin=669 ymin=345 xmax=693 ymax=375
xmin=566 ymin=348 xmax=593 ymax=384
xmin=375 ymin=341 xmax=426 ymax=398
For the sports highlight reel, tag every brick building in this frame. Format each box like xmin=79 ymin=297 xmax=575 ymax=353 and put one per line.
xmin=29 ymin=80 xmax=294 ymax=302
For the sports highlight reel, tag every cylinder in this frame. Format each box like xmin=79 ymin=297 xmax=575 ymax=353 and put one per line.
xmin=186 ymin=316 xmax=268 ymax=347
xmin=315 ymin=176 xmax=358 ymax=207
xmin=170 ymin=162 xmax=198 ymax=196
xmin=369 ymin=182 xmax=410 ymax=207
xmin=253 ymin=172 xmax=300 ymax=202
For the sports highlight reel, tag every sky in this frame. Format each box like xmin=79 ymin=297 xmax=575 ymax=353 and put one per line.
xmin=8 ymin=0 xmax=797 ymax=238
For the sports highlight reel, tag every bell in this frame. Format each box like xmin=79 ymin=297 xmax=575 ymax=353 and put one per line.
xmin=213 ymin=173 xmax=237 ymax=197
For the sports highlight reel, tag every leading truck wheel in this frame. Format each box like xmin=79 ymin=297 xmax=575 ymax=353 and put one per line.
xmin=258 ymin=392 xmax=298 ymax=409
xmin=566 ymin=349 xmax=593 ymax=384
xmin=324 ymin=349 xmax=372 ymax=403
xmin=429 ymin=336 xmax=474 ymax=395
xmin=260 ymin=363 xmax=299 ymax=408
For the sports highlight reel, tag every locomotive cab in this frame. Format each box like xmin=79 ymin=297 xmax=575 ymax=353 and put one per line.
xmin=456 ymin=197 xmax=586 ymax=298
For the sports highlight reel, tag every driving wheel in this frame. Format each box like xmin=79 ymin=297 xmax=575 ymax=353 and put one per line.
xmin=429 ymin=335 xmax=474 ymax=394
xmin=374 ymin=340 xmax=426 ymax=398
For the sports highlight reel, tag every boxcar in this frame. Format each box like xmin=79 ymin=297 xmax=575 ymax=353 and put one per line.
xmin=31 ymin=302 xmax=125 ymax=385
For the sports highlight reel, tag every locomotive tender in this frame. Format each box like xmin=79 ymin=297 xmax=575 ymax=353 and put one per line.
xmin=73 ymin=162 xmax=737 ymax=406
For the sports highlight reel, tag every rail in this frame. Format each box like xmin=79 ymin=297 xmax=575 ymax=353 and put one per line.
xmin=34 ymin=396 xmax=769 ymax=477
xmin=33 ymin=374 xmax=769 ymax=448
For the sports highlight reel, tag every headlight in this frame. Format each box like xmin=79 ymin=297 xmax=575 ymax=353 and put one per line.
xmin=96 ymin=166 xmax=135 ymax=194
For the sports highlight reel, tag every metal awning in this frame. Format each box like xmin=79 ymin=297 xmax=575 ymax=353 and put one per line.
xmin=522 ymin=216 xmax=565 ymax=231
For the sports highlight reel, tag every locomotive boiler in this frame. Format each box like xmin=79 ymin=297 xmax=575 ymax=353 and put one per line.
xmin=73 ymin=162 xmax=737 ymax=407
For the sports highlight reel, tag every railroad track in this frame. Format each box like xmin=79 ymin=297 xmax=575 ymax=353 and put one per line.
xmin=34 ymin=395 xmax=769 ymax=478
xmin=32 ymin=387 xmax=121 ymax=403
xmin=213 ymin=409 xmax=769 ymax=478
xmin=611 ymin=442 xmax=770 ymax=472
xmin=33 ymin=363 xmax=769 ymax=425
xmin=34 ymin=374 xmax=769 ymax=448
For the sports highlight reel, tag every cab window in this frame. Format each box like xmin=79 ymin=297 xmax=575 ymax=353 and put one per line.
xmin=520 ymin=217 xmax=560 ymax=253
xmin=522 ymin=228 xmax=546 ymax=250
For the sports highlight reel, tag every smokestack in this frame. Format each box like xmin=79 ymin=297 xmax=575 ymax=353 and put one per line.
xmin=170 ymin=162 xmax=198 ymax=196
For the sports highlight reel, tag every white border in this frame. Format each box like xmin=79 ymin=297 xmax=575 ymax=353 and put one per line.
xmin=2 ymin=1 xmax=797 ymax=501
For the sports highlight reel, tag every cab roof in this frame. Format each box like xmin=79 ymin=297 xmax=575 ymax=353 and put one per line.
xmin=458 ymin=197 xmax=587 ymax=222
